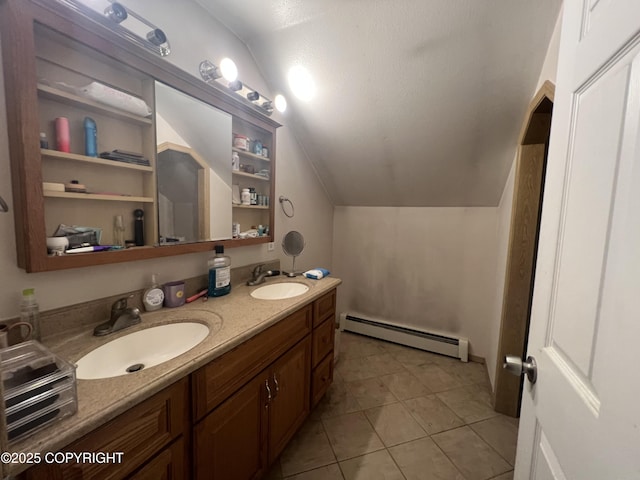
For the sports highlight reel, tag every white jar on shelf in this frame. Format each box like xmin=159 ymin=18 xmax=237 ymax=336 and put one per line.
xmin=241 ymin=188 xmax=251 ymax=205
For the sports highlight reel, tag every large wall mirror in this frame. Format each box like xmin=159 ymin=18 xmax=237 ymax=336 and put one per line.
xmin=0 ymin=0 xmax=279 ymax=272
xmin=155 ymin=81 xmax=232 ymax=243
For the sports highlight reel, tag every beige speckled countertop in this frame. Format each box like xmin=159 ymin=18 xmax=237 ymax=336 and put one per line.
xmin=4 ymin=276 xmax=341 ymax=476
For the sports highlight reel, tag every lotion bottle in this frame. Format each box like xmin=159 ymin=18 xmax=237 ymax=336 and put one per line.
xmin=143 ymin=274 xmax=164 ymax=312
xmin=208 ymin=246 xmax=231 ymax=297
xmin=20 ymin=288 xmax=41 ymax=341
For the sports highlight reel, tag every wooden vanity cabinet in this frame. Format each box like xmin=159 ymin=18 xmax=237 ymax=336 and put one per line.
xmin=24 ymin=378 xmax=189 ymax=480
xmin=19 ymin=289 xmax=337 ymax=480
xmin=192 ymin=307 xmax=312 ymax=479
xmin=311 ymin=290 xmax=337 ymax=407
xmin=193 ymin=337 xmax=311 ymax=479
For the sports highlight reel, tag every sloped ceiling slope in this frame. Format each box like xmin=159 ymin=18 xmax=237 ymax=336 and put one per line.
xmin=197 ymin=0 xmax=561 ymax=206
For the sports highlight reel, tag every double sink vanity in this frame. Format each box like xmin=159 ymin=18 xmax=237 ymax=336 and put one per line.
xmin=8 ymin=276 xmax=340 ymax=479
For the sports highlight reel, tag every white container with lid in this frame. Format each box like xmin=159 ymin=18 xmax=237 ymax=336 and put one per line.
xmin=241 ymin=188 xmax=251 ymax=205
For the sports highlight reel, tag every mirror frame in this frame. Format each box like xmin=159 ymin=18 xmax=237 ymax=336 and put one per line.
xmin=0 ymin=0 xmax=279 ymax=272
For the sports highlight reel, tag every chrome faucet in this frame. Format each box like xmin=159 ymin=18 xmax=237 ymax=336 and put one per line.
xmin=247 ymin=264 xmax=281 ymax=286
xmin=93 ymin=295 xmax=142 ymax=336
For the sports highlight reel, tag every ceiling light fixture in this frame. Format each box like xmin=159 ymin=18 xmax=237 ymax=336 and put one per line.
xmin=228 ymin=80 xmax=243 ymax=92
xmin=220 ymin=58 xmax=238 ymax=82
xmin=199 ymin=60 xmax=221 ymax=82
xmin=288 ymin=66 xmax=316 ymax=101
xmin=56 ymin=0 xmax=171 ymax=56
xmin=199 ymin=58 xmax=281 ymax=117
xmin=275 ymin=94 xmax=287 ymax=113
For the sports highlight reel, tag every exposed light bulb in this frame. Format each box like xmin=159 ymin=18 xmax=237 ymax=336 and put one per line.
xmin=275 ymin=94 xmax=287 ymax=112
xmin=288 ymin=66 xmax=316 ymax=101
xmin=220 ymin=57 xmax=238 ymax=82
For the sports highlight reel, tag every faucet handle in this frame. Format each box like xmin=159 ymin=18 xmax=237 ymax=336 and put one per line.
xmin=253 ymin=264 xmax=265 ymax=276
xmin=111 ymin=294 xmax=133 ymax=311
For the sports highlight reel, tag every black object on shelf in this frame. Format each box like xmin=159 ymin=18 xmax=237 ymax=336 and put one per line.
xmin=134 ymin=209 xmax=144 ymax=246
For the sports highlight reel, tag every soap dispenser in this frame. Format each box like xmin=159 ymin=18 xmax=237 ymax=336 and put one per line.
xmin=142 ymin=274 xmax=164 ymax=312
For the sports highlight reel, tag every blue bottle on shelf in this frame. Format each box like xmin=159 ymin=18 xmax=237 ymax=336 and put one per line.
xmin=84 ymin=117 xmax=97 ymax=157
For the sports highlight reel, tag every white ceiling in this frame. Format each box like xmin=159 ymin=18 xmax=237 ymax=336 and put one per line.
xmin=196 ymin=0 xmax=561 ymax=206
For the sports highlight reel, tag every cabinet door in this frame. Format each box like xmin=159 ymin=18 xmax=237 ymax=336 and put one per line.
xmin=312 ymin=317 xmax=335 ymax=367
xmin=268 ymin=336 xmax=311 ymax=463
xmin=313 ymin=289 xmax=336 ymax=328
xmin=128 ymin=437 xmax=186 ymax=480
xmin=25 ymin=378 xmax=188 ymax=480
xmin=194 ymin=373 xmax=268 ymax=480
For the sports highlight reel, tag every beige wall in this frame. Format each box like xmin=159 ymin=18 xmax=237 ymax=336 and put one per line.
xmin=333 ymin=207 xmax=498 ymax=359
xmin=485 ymin=5 xmax=563 ymax=388
xmin=0 ymin=1 xmax=333 ymax=319
xmin=332 ymin=7 xmax=564 ymax=368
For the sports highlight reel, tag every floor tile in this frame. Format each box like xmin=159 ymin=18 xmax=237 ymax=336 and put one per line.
xmin=388 ymin=437 xmax=465 ymax=480
xmin=436 ymin=384 xmax=498 ymax=423
xmin=390 ymin=346 xmax=444 ymax=367
xmin=280 ymin=420 xmax=337 ymax=476
xmin=323 ymin=412 xmax=385 ymax=461
xmin=339 ymin=450 xmax=404 ymax=480
xmin=364 ymin=402 xmax=426 ymax=447
xmin=363 ymin=353 xmax=406 ymax=376
xmin=445 ymin=361 xmax=490 ymax=386
xmin=315 ymin=382 xmax=363 ymax=419
xmin=284 ymin=463 xmax=344 ymax=480
xmin=345 ymin=377 xmax=398 ymax=409
xmin=339 ymin=333 xmax=388 ymax=358
xmin=403 ymin=395 xmax=465 ymax=434
xmin=265 ymin=461 xmax=283 ymax=479
xmin=379 ymin=340 xmax=414 ymax=356
xmin=432 ymin=426 xmax=512 ymax=480
xmin=335 ymin=356 xmax=380 ymax=382
xmin=405 ymin=363 xmax=463 ymax=392
xmin=470 ymin=415 xmax=519 ymax=465
xmin=489 ymin=471 xmax=514 ymax=480
xmin=379 ymin=371 xmax=432 ymax=400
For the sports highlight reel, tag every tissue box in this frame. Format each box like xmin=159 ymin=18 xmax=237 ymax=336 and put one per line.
xmin=1 ymin=341 xmax=77 ymax=445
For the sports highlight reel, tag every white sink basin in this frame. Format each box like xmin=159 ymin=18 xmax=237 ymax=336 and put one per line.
xmin=250 ymin=282 xmax=309 ymax=300
xmin=76 ymin=322 xmax=209 ymax=380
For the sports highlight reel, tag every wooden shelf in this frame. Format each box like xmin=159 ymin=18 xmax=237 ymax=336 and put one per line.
xmin=41 ymin=149 xmax=153 ymax=172
xmin=232 ymin=204 xmax=269 ymax=210
xmin=232 ymin=147 xmax=270 ymax=162
xmin=232 ymin=171 xmax=270 ymax=181
xmin=43 ymin=190 xmax=154 ymax=203
xmin=37 ymin=84 xmax=153 ymax=126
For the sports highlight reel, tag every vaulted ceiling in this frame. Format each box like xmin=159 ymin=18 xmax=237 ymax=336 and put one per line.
xmin=196 ymin=0 xmax=561 ymax=206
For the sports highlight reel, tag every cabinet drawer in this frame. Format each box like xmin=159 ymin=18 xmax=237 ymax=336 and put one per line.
xmin=312 ymin=318 xmax=335 ymax=367
xmin=313 ymin=289 xmax=336 ymax=328
xmin=129 ymin=437 xmax=186 ymax=480
xmin=25 ymin=378 xmax=188 ymax=480
xmin=192 ymin=305 xmax=312 ymax=420
xmin=311 ymin=353 xmax=334 ymax=408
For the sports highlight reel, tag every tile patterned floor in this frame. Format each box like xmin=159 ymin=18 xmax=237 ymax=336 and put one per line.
xmin=265 ymin=332 xmax=519 ymax=480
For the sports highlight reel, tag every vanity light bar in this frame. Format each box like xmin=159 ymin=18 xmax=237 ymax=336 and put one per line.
xmin=56 ymin=0 xmax=171 ymax=57
xmin=199 ymin=59 xmax=276 ymax=116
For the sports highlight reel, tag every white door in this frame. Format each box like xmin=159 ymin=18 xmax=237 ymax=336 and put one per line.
xmin=514 ymin=1 xmax=640 ymax=479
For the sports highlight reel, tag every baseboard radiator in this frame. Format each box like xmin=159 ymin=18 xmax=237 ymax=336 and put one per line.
xmin=339 ymin=313 xmax=468 ymax=362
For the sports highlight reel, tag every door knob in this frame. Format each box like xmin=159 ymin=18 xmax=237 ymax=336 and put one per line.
xmin=503 ymin=355 xmax=537 ymax=384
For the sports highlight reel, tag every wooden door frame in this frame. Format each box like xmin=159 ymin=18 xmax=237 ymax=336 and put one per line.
xmin=493 ymin=81 xmax=555 ymax=417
